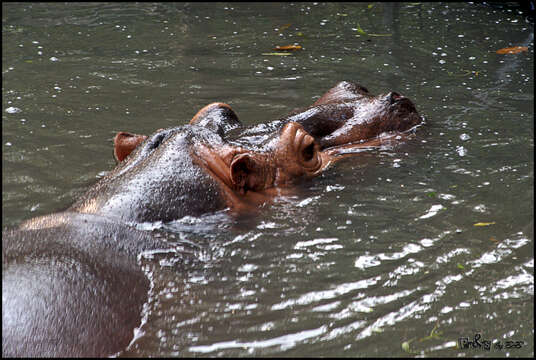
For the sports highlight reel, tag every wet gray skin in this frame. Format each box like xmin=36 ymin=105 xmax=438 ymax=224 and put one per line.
xmin=71 ymin=125 xmax=229 ymax=223
xmin=2 ymin=213 xmax=173 ymax=357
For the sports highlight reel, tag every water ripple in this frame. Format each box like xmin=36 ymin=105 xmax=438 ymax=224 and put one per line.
xmin=189 ymin=325 xmax=328 ymax=353
xmin=271 ymin=276 xmax=381 ymax=311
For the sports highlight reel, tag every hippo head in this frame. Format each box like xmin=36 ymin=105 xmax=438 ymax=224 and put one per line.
xmin=71 ymin=82 xmax=423 ymax=223
xmin=71 ymin=104 xmax=331 ymax=223
xmin=288 ymin=81 xmax=423 ymax=149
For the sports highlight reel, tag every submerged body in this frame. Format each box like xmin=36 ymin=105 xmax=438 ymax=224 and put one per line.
xmin=2 ymin=81 xmax=423 ymax=357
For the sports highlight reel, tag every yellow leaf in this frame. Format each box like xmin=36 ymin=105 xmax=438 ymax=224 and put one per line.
xmin=355 ymin=23 xmax=390 ymax=37
xmin=473 ymin=221 xmax=495 ymax=227
xmin=261 ymin=52 xmax=292 ymax=56
xmin=356 ymin=23 xmax=367 ymax=35
xmin=279 ymin=23 xmax=291 ymax=31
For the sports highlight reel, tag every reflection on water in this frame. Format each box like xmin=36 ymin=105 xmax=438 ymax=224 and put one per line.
xmin=3 ymin=2 xmax=534 ymax=357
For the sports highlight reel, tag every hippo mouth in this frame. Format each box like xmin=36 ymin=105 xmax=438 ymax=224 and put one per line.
xmin=319 ymin=94 xmax=423 ymax=158
xmin=321 ymin=137 xmax=387 ymax=158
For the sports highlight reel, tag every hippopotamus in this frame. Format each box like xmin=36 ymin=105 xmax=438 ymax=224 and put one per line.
xmin=2 ymin=81 xmax=423 ymax=357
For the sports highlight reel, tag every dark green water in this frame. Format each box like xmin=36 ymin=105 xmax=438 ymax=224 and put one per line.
xmin=3 ymin=2 xmax=533 ymax=357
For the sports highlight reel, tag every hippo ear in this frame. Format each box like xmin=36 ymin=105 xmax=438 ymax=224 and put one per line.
xmin=113 ymin=132 xmax=148 ymax=162
xmin=190 ymin=102 xmax=242 ymax=136
xmin=312 ymin=81 xmax=370 ymax=106
xmin=229 ymin=153 xmax=265 ymax=193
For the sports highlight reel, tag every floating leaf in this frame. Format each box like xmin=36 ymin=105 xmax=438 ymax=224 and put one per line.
xmin=402 ymin=323 xmax=442 ymax=354
xmin=401 ymin=338 xmax=418 ymax=354
xmin=279 ymin=23 xmax=291 ymax=31
xmin=426 ymin=192 xmax=437 ymax=198
xmin=473 ymin=221 xmax=495 ymax=227
xmin=457 ymin=263 xmax=465 ymax=270
xmin=274 ymin=45 xmax=302 ymax=51
xmin=262 ymin=52 xmax=292 ymax=56
xmin=448 ymin=69 xmax=472 ymax=77
xmin=421 ymin=322 xmax=442 ymax=340
xmin=356 ymin=23 xmax=367 ymax=35
xmin=355 ymin=23 xmax=391 ymax=37
xmin=368 ymin=4 xmax=374 ymax=9
xmin=496 ymin=46 xmax=528 ymax=54
xmin=296 ymin=31 xmax=304 ymax=36
xmin=401 ymin=341 xmax=411 ymax=353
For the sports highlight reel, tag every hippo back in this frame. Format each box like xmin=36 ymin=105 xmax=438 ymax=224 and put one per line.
xmin=2 ymin=213 xmax=173 ymax=357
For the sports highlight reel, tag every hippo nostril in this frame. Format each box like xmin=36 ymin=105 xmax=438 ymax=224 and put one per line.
xmin=298 ymin=132 xmax=317 ymax=163
xmin=302 ymin=142 xmax=315 ymax=161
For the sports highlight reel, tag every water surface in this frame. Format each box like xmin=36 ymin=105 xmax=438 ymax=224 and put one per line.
xmin=2 ymin=2 xmax=533 ymax=357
